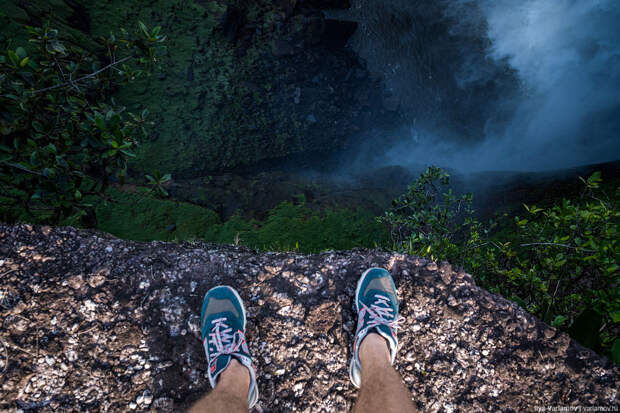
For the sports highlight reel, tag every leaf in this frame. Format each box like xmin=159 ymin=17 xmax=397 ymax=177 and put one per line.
xmin=7 ymin=50 xmax=19 ymax=65
xmin=610 ymin=311 xmax=620 ymax=323
xmin=551 ymin=315 xmax=568 ymax=327
xmin=138 ymin=21 xmax=150 ymax=38
xmin=15 ymin=47 xmax=27 ymax=59
xmin=20 ymin=57 xmax=30 ymax=67
xmin=120 ymin=149 xmax=136 ymax=157
xmin=0 ymin=153 xmax=12 ymax=163
xmin=49 ymin=41 xmax=67 ymax=55
xmin=161 ymin=174 xmax=171 ymax=182
xmin=588 ymin=171 xmax=602 ymax=184
xmin=45 ymin=143 xmax=57 ymax=154
xmin=94 ymin=113 xmax=105 ymax=130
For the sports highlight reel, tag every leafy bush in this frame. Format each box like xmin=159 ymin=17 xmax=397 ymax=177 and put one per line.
xmin=382 ymin=167 xmax=619 ymax=363
xmin=0 ymin=22 xmax=165 ymax=225
xmin=378 ymin=166 xmax=480 ymax=265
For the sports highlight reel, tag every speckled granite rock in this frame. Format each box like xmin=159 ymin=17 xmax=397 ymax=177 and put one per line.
xmin=0 ymin=224 xmax=617 ymax=412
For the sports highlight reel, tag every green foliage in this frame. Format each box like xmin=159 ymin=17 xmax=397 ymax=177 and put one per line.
xmin=379 ymin=166 xmax=480 ymax=264
xmin=95 ymin=187 xmax=388 ymax=253
xmin=145 ymin=170 xmax=171 ymax=197
xmin=0 ymin=22 xmax=165 ymax=224
xmin=383 ymin=167 xmax=619 ymax=362
xmin=205 ymin=199 xmax=389 ymax=253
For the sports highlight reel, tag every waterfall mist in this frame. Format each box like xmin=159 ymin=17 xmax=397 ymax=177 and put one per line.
xmin=347 ymin=0 xmax=620 ymax=172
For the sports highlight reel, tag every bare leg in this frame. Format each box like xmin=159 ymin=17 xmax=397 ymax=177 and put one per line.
xmin=352 ymin=333 xmax=417 ymax=413
xmin=189 ymin=359 xmax=250 ymax=413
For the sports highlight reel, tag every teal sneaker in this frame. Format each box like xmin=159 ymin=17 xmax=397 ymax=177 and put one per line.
xmin=349 ymin=267 xmax=404 ymax=388
xmin=200 ymin=286 xmax=259 ymax=408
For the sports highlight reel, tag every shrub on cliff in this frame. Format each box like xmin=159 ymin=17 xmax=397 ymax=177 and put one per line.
xmin=0 ymin=22 xmax=165 ymax=225
xmin=382 ymin=167 xmax=619 ymax=362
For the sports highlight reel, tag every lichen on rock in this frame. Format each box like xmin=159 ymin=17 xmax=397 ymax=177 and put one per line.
xmin=0 ymin=224 xmax=618 ymax=411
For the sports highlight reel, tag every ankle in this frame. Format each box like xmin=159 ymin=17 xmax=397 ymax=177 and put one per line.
xmin=359 ymin=333 xmax=391 ymax=368
xmin=217 ymin=358 xmax=250 ymax=397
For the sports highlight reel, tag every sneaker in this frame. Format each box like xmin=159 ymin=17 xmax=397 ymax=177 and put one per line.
xmin=349 ymin=267 xmax=404 ymax=388
xmin=200 ymin=285 xmax=259 ymax=408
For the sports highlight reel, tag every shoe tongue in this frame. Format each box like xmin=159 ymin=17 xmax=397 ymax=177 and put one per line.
xmin=211 ymin=354 xmax=232 ymax=383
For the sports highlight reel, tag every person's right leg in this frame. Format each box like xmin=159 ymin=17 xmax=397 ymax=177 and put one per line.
xmin=188 ymin=358 xmax=249 ymax=413
xmin=352 ymin=333 xmax=416 ymax=413
xmin=349 ymin=268 xmax=416 ymax=413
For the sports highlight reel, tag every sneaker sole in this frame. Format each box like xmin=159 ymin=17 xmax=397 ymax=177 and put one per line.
xmin=203 ymin=285 xmax=247 ymax=331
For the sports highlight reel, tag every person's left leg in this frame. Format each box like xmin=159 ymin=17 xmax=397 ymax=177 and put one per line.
xmin=189 ymin=286 xmax=259 ymax=412
xmin=351 ymin=333 xmax=417 ymax=413
xmin=188 ymin=358 xmax=249 ymax=413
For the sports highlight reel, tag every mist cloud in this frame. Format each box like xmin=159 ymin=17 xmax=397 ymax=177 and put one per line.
xmin=476 ymin=0 xmax=620 ymax=170
xmin=360 ymin=0 xmax=620 ymax=172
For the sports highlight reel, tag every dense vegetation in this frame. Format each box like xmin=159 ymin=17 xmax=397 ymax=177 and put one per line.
xmin=381 ymin=167 xmax=619 ymax=363
xmin=0 ymin=22 xmax=165 ymax=225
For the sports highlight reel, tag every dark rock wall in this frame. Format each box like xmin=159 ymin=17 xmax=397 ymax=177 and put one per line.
xmin=339 ymin=0 xmax=519 ymax=142
xmin=1 ymin=224 xmax=617 ymax=411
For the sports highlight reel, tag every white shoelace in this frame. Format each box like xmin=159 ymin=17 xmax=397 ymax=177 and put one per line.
xmin=207 ymin=317 xmax=245 ymax=359
xmin=360 ymin=294 xmax=404 ymax=331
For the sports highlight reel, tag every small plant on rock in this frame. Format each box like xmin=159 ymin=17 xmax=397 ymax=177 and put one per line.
xmin=145 ymin=170 xmax=172 ymax=197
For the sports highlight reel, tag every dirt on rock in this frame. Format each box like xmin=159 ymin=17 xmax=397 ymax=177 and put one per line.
xmin=0 ymin=224 xmax=618 ymax=412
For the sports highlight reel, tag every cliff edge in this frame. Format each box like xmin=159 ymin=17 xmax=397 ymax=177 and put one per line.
xmin=0 ymin=224 xmax=617 ymax=411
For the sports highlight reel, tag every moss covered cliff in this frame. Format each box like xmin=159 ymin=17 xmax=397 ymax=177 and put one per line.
xmin=1 ymin=0 xmax=398 ymax=176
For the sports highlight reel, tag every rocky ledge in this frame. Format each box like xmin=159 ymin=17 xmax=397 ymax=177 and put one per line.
xmin=0 ymin=224 xmax=617 ymax=412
